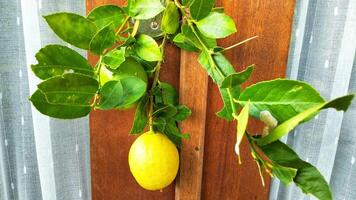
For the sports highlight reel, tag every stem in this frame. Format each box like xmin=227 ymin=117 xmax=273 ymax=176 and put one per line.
xmin=115 ymin=16 xmax=130 ymax=36
xmin=131 ymin=20 xmax=140 ymax=37
xmin=220 ymin=36 xmax=259 ymax=52
xmin=91 ymin=56 xmax=103 ymax=107
xmin=188 ymin=23 xmax=237 ymax=114
xmin=246 ymin=132 xmax=265 ymax=186
xmin=148 ymin=36 xmax=168 ymax=131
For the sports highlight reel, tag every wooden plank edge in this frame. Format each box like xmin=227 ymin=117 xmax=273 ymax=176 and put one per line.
xmin=175 ymin=51 xmax=209 ymax=200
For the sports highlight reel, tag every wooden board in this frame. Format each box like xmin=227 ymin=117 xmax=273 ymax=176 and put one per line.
xmin=88 ymin=0 xmax=296 ymax=199
xmin=200 ymin=0 xmax=295 ymax=199
xmin=88 ymin=1 xmax=180 ymax=199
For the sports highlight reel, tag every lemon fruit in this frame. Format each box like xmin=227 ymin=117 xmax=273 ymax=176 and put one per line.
xmin=128 ymin=131 xmax=179 ymax=191
xmin=99 ymin=58 xmax=148 ymax=109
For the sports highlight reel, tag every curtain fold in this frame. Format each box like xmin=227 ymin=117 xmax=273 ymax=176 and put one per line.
xmin=0 ymin=0 xmax=91 ymax=200
xmin=269 ymin=0 xmax=356 ymax=200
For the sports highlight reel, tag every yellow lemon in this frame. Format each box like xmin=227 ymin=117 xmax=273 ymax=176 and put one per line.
xmin=128 ymin=131 xmax=179 ymax=191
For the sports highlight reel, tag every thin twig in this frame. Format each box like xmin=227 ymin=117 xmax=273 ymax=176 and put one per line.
xmin=221 ymin=36 xmax=259 ymax=52
xmin=148 ymin=36 xmax=168 ymax=131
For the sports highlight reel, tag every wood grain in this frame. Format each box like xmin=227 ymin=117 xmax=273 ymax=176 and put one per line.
xmin=200 ymin=0 xmax=295 ymax=199
xmin=88 ymin=0 xmax=296 ymax=199
xmin=88 ymin=1 xmax=180 ymax=199
xmin=175 ymin=52 xmax=208 ymax=200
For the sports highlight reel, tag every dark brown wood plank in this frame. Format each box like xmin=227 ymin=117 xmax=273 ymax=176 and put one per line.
xmin=201 ymin=1 xmax=295 ymax=200
xmin=88 ymin=1 xmax=179 ymax=199
xmin=175 ymin=52 xmax=209 ymax=200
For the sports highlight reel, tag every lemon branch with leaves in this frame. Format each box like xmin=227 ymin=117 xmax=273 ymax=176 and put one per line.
xmin=27 ymin=0 xmax=354 ymax=198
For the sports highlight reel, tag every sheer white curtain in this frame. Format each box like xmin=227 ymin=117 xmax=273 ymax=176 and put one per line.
xmin=269 ymin=0 xmax=356 ymax=200
xmin=0 ymin=0 xmax=91 ymax=199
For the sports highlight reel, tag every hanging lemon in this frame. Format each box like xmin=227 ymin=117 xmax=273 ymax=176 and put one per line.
xmin=128 ymin=131 xmax=179 ymax=191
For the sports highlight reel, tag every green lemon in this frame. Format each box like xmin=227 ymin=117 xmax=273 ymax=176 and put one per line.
xmin=128 ymin=131 xmax=179 ymax=191
xmin=99 ymin=58 xmax=148 ymax=109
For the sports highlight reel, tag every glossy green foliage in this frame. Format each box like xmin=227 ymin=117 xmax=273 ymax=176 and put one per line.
xmin=196 ymin=12 xmax=237 ymax=38
xmin=161 ymin=2 xmax=180 ymax=34
xmin=127 ymin=0 xmax=165 ymax=19
xmin=28 ymin=3 xmax=355 ymax=197
xmin=257 ymin=94 xmax=354 ymax=145
xmin=237 ymin=79 xmax=326 ymax=123
xmin=103 ymin=47 xmax=126 ymax=69
xmin=130 ymin=94 xmax=150 ymax=134
xmin=173 ymin=33 xmax=200 ymax=52
xmin=30 ymin=90 xmax=92 ymax=119
xmin=89 ymin=23 xmax=116 ymax=55
xmin=134 ymin=34 xmax=162 ymax=61
xmin=31 ymin=45 xmax=94 ymax=80
xmin=260 ymin=140 xmax=332 ymax=200
xmin=150 ymin=82 xmax=191 ymax=147
xmin=189 ymin=0 xmax=216 ymax=20
xmin=98 ymin=76 xmax=147 ymax=110
xmin=198 ymin=51 xmax=240 ymax=121
xmin=30 ymin=73 xmax=98 ymax=119
xmin=220 ymin=65 xmax=254 ymax=88
xmin=87 ymin=5 xmax=127 ymax=29
xmin=37 ymin=73 xmax=98 ymax=106
xmin=44 ymin=13 xmax=97 ymax=49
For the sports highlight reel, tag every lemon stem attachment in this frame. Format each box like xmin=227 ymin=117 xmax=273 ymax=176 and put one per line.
xmin=148 ymin=35 xmax=168 ymax=131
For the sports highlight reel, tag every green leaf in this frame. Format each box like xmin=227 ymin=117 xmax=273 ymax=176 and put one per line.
xmin=130 ymin=94 xmax=149 ymax=134
xmin=98 ymin=80 xmax=124 ymax=110
xmin=237 ymin=79 xmax=326 ymax=123
xmin=182 ymin=0 xmax=193 ymax=6
xmin=257 ymin=94 xmax=355 ymax=146
xmin=134 ymin=34 xmax=162 ymax=61
xmin=125 ymin=48 xmax=157 ymax=72
xmin=30 ymin=90 xmax=91 ymax=119
xmin=89 ymin=23 xmax=115 ymax=55
xmin=271 ymin=165 xmax=298 ymax=185
xmin=161 ymin=2 xmax=180 ymax=34
xmin=154 ymin=82 xmax=178 ymax=106
xmin=103 ymin=47 xmax=126 ymax=69
xmin=174 ymin=105 xmax=192 ymax=121
xmin=259 ymin=140 xmax=332 ymax=200
xmin=216 ymin=86 xmax=240 ymax=121
xmin=87 ymin=5 xmax=127 ymax=29
xmin=196 ymin=12 xmax=237 ymax=38
xmin=165 ymin=119 xmax=190 ymax=147
xmin=198 ymin=51 xmax=223 ymax=83
xmin=111 ymin=57 xmax=148 ymax=83
xmin=198 ymin=51 xmax=239 ymax=120
xmin=173 ymin=33 xmax=200 ymax=52
xmin=128 ymin=0 xmax=165 ymax=19
xmin=182 ymin=24 xmax=217 ymax=49
xmin=198 ymin=51 xmax=236 ymax=85
xmin=37 ymin=73 xmax=98 ymax=106
xmin=235 ymin=102 xmax=249 ymax=156
xmin=44 ymin=12 xmax=97 ymax=49
xmin=153 ymin=104 xmax=178 ymax=118
xmin=153 ymin=117 xmax=167 ymax=133
xmin=189 ymin=0 xmax=216 ymax=20
xmin=31 ymin=45 xmax=94 ymax=80
xmin=220 ymin=65 xmax=254 ymax=88
xmin=116 ymin=76 xmax=147 ymax=107
xmin=153 ymin=117 xmax=189 ymax=147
